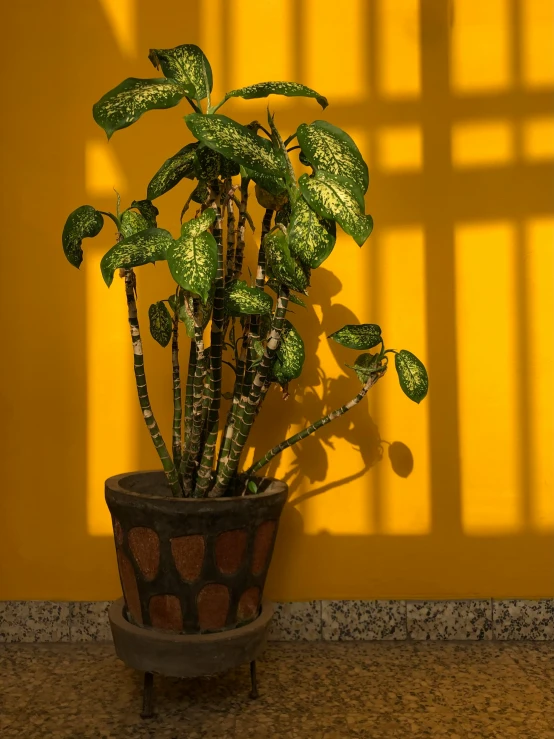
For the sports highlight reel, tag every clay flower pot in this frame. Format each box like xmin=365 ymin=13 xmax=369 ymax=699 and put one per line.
xmin=105 ymin=471 xmax=287 ymax=635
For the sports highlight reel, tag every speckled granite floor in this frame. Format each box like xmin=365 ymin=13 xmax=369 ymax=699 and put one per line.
xmin=1 ymin=641 xmax=552 ymax=738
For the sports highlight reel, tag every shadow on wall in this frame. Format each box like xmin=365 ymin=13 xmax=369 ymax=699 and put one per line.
xmin=0 ymin=0 xmax=553 ymax=602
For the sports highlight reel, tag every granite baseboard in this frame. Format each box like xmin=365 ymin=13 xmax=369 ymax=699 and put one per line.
xmin=1 ymin=599 xmax=553 ymax=643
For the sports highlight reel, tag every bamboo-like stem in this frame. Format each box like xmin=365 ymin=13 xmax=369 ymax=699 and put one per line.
xmin=180 ymin=315 xmax=206 ymax=496
xmin=232 ymin=176 xmax=250 ymax=280
xmin=212 ymin=286 xmax=290 ymax=495
xmin=246 ymin=370 xmax=385 ymax=478
xmin=256 ymin=208 xmax=273 ymax=289
xmin=183 ymin=340 xmax=196 ymax=450
xmin=171 ymin=305 xmax=182 ymax=471
xmin=224 ymin=179 xmax=236 ymax=283
xmin=242 ymin=207 xmax=273 ymax=411
xmin=194 ymin=182 xmax=225 ymax=496
xmin=217 ymin=330 xmax=248 ymax=473
xmin=123 ymin=269 xmax=181 ymax=497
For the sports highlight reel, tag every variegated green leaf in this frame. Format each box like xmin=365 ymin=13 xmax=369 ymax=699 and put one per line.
xmin=264 ymin=229 xmax=310 ymax=294
xmin=194 ymin=145 xmax=221 ymax=181
xmin=100 ymin=228 xmax=172 ymax=287
xmin=243 ymin=166 xmax=286 ymax=197
xmin=299 ymin=171 xmax=373 ymax=247
xmin=148 ymin=44 xmax=212 ymax=101
xmin=178 ymin=300 xmax=195 ymax=339
xmin=273 ymin=320 xmax=305 ymax=384
xmin=185 ymin=114 xmax=284 ymax=177
xmin=62 ymin=205 xmax=104 ymax=268
xmin=191 ymin=182 xmax=209 ymax=204
xmin=177 ymin=287 xmax=214 ymax=338
xmin=120 ymin=209 xmax=149 ymax=238
xmin=329 ymin=324 xmax=382 ymax=350
xmin=218 ymin=81 xmax=328 ymax=110
xmin=224 ymin=280 xmax=274 ymax=316
xmin=266 ymin=279 xmax=306 ymax=307
xmin=275 ymin=201 xmax=292 ymax=228
xmin=148 ymin=301 xmax=172 ymax=347
xmin=346 ymin=352 xmax=380 ymax=383
xmin=147 ymin=144 xmax=197 ymax=200
xmin=289 ymin=197 xmax=336 ymax=269
xmin=93 ymin=78 xmax=187 ymax=139
xmin=297 ymin=120 xmax=369 ymax=193
xmin=255 ymin=183 xmax=288 ymax=211
xmin=181 ymin=207 xmax=216 ymax=238
xmin=220 ymin=155 xmax=241 ymax=178
xmin=130 ymin=199 xmax=158 ymax=227
xmin=395 ymin=350 xmax=428 ymax=404
xmin=167 ymin=210 xmax=217 ymax=302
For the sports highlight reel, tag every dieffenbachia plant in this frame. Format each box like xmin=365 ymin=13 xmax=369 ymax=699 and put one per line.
xmin=62 ymin=43 xmax=428 ymax=499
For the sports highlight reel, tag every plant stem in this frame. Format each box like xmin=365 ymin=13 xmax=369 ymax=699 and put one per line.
xmin=183 ymin=339 xmax=196 ymax=449
xmin=256 ymin=208 xmax=273 ymax=289
xmin=246 ymin=370 xmax=385 ymax=478
xmin=224 ymin=179 xmax=236 ymax=283
xmin=243 ymin=208 xmax=273 ymax=415
xmin=217 ymin=329 xmax=248 ymax=476
xmin=194 ymin=182 xmax=225 ymax=496
xmin=212 ymin=285 xmax=290 ymax=495
xmin=123 ymin=269 xmax=181 ymax=497
xmin=232 ymin=176 xmax=250 ymax=280
xmin=171 ymin=305 xmax=182 ymax=471
xmin=180 ymin=310 xmax=206 ymax=495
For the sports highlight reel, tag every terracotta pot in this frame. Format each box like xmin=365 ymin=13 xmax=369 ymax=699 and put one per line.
xmin=105 ymin=471 xmax=287 ymax=635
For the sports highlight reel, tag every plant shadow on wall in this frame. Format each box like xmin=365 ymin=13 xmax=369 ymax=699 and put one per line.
xmin=247 ymin=267 xmax=414 ymax=501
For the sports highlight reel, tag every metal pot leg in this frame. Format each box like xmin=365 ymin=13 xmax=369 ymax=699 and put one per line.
xmin=141 ymin=672 xmax=155 ymax=719
xmin=249 ymin=660 xmax=259 ymax=700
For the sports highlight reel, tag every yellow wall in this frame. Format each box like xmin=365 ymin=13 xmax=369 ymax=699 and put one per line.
xmin=1 ymin=0 xmax=553 ymax=601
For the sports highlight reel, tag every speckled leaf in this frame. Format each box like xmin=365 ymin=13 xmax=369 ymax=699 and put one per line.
xmin=224 ymin=280 xmax=273 ymax=316
xmin=243 ymin=166 xmax=286 ymax=197
xmin=178 ymin=287 xmax=214 ymax=338
xmin=289 ymin=197 xmax=336 ymax=269
xmin=62 ymin=205 xmax=104 ymax=268
xmin=329 ymin=323 xmax=382 ymax=350
xmin=297 ymin=120 xmax=369 ymax=193
xmin=178 ymin=301 xmax=195 ymax=339
xmin=273 ymin=320 xmax=305 ymax=384
xmin=181 ymin=207 xmax=216 ymax=238
xmin=100 ymin=228 xmax=172 ymax=287
xmin=167 ymin=209 xmax=217 ymax=302
xmin=191 ymin=182 xmax=209 ymax=204
xmin=147 ymin=144 xmax=198 ymax=200
xmin=299 ymin=171 xmax=373 ymax=247
xmin=185 ymin=114 xmax=283 ymax=177
xmin=264 ymin=229 xmax=309 ymax=294
xmin=255 ymin=183 xmax=288 ymax=211
xmin=221 ymin=81 xmax=328 ymax=109
xmin=395 ymin=350 xmax=428 ymax=404
xmin=220 ymin=155 xmax=240 ymax=178
xmin=266 ymin=279 xmax=306 ymax=307
xmin=148 ymin=44 xmax=212 ymax=101
xmin=275 ymin=202 xmax=292 ymax=228
xmin=120 ymin=209 xmax=149 ymax=238
xmin=194 ymin=145 xmax=221 ymax=181
xmin=346 ymin=352 xmax=380 ymax=383
xmin=148 ymin=301 xmax=172 ymax=347
xmin=93 ymin=78 xmax=187 ymax=139
xmin=130 ymin=200 xmax=158 ymax=227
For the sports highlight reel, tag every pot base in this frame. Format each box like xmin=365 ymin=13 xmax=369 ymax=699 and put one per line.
xmin=109 ymin=597 xmax=274 ymax=678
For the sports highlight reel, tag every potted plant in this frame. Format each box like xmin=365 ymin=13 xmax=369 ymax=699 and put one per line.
xmin=62 ymin=42 xmax=427 ymax=696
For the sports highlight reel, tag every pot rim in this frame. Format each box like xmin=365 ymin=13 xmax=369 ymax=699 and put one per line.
xmin=106 ymin=470 xmax=287 ymax=504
